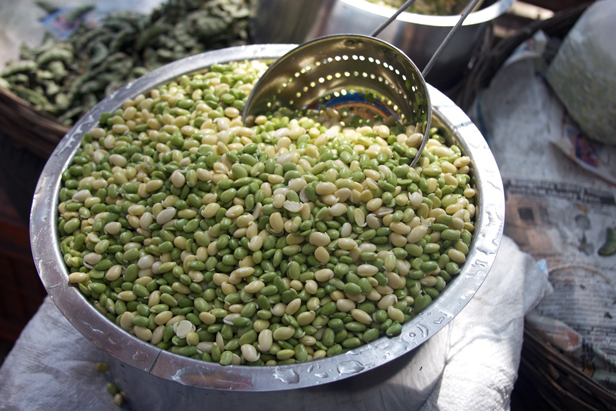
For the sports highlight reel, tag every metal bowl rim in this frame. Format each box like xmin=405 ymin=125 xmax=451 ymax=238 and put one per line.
xmin=30 ymin=43 xmax=504 ymax=392
xmin=339 ymin=0 xmax=515 ymax=27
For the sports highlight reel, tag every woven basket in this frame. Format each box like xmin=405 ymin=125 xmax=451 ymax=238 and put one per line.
xmin=519 ymin=327 xmax=616 ymax=411
xmin=0 ymin=86 xmax=70 ymax=160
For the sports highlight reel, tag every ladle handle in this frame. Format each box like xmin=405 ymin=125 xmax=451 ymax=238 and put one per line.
xmin=422 ymin=0 xmax=482 ymax=77
xmin=370 ymin=0 xmax=418 ymax=37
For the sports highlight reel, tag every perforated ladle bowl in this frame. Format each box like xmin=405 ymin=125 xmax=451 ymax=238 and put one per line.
xmin=242 ymin=34 xmax=432 ymax=165
xmin=243 ymin=0 xmax=482 ymax=166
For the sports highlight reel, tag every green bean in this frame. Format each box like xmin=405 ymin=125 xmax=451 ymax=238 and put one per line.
xmin=5 ymin=1 xmax=252 ymax=126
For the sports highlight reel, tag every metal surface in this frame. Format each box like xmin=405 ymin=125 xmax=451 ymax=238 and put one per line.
xmin=30 ymin=45 xmax=504 ymax=398
xmin=249 ymin=0 xmax=514 ymax=89
xmin=242 ymin=35 xmax=431 ymax=166
xmin=104 ymin=323 xmax=449 ymax=410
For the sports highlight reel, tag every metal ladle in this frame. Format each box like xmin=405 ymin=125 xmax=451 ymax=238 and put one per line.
xmin=243 ymin=0 xmax=482 ymax=166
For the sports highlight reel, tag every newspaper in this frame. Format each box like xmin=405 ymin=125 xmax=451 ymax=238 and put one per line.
xmin=469 ymin=31 xmax=616 ymax=390
xmin=548 ymin=103 xmax=616 ymax=186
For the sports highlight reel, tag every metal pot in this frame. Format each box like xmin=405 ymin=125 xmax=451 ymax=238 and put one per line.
xmin=30 ymin=45 xmax=504 ymax=410
xmin=249 ymin=0 xmax=514 ymax=90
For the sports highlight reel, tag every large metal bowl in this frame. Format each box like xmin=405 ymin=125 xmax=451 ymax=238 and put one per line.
xmin=30 ymin=44 xmax=504 ymax=409
xmin=249 ymin=0 xmax=514 ymax=90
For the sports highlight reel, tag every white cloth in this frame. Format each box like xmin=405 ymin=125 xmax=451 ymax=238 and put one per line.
xmin=420 ymin=236 xmax=552 ymax=410
xmin=0 ymin=236 xmax=551 ymax=411
xmin=0 ymin=298 xmax=118 ymax=411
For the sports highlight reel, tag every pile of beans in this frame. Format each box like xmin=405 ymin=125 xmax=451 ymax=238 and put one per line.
xmin=57 ymin=59 xmax=476 ymax=366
